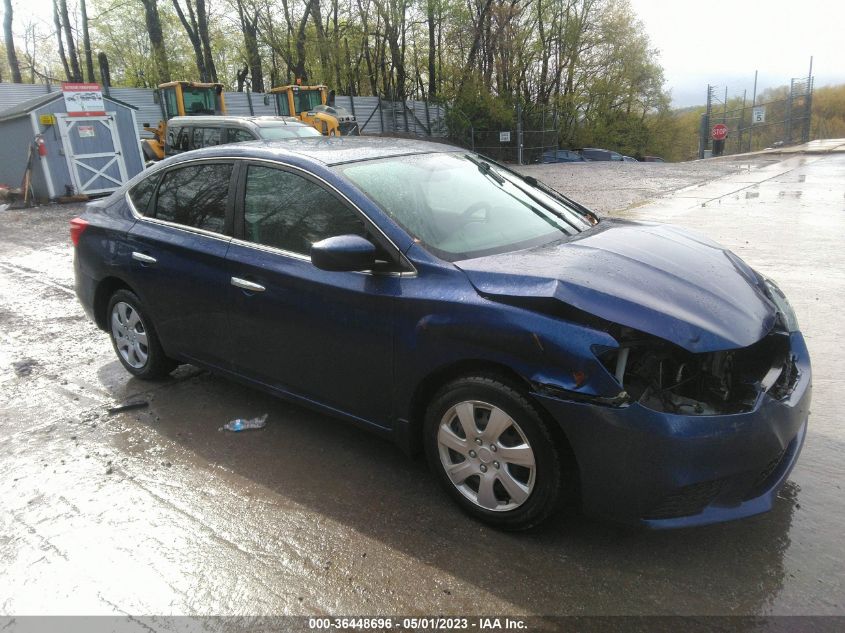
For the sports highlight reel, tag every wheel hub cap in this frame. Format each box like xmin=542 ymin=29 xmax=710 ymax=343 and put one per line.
xmin=110 ymin=301 xmax=149 ymax=370
xmin=436 ymin=400 xmax=536 ymax=512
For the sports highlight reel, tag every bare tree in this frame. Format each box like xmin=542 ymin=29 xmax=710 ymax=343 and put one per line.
xmin=235 ymin=0 xmax=264 ymax=91
xmin=58 ymin=0 xmax=83 ymax=81
xmin=197 ymin=0 xmax=216 ymax=82
xmin=52 ymin=0 xmax=72 ymax=80
xmin=172 ymin=0 xmax=217 ymax=81
xmin=172 ymin=0 xmax=209 ymax=80
xmin=3 ymin=0 xmax=22 ymax=82
xmin=139 ymin=0 xmax=171 ymax=83
xmin=427 ymin=0 xmax=436 ymax=98
xmin=80 ymin=0 xmax=95 ymax=81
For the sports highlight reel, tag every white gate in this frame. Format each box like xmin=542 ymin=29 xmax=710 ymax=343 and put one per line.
xmin=57 ymin=114 xmax=129 ymax=195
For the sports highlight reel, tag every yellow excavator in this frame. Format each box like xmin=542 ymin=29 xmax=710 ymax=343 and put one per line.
xmin=141 ymin=81 xmax=227 ymax=161
xmin=269 ymin=83 xmax=359 ymax=136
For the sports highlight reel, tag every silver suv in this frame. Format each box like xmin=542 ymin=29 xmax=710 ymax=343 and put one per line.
xmin=165 ymin=115 xmax=322 ymax=156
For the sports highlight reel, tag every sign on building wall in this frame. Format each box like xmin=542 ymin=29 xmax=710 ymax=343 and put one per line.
xmin=62 ymin=83 xmax=106 ymax=117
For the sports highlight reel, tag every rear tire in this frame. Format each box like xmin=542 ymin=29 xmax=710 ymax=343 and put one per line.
xmin=107 ymin=289 xmax=176 ymax=380
xmin=423 ymin=375 xmax=568 ymax=530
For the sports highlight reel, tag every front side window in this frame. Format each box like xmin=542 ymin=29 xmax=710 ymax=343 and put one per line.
xmin=243 ymin=165 xmax=365 ymax=255
xmin=191 ymin=127 xmax=222 ymax=149
xmin=175 ymin=128 xmax=191 ymax=152
xmin=337 ymin=153 xmax=592 ymax=261
xmin=166 ymin=126 xmax=181 ymax=153
xmin=154 ymin=163 xmax=232 ymax=233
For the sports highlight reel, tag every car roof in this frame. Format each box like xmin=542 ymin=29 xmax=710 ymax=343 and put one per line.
xmin=165 ymin=136 xmax=463 ymax=167
xmin=168 ymin=115 xmax=305 ymax=127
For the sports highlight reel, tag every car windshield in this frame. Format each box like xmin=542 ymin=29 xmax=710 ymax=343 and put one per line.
xmin=257 ymin=125 xmax=322 ymax=140
xmin=337 ymin=153 xmax=593 ymax=261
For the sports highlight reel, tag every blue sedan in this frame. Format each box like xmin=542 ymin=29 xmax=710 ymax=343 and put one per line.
xmin=71 ymin=138 xmax=811 ymax=530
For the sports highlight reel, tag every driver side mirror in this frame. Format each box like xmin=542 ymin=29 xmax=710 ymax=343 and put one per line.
xmin=311 ymin=235 xmax=376 ymax=272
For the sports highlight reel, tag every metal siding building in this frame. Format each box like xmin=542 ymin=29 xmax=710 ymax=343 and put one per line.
xmin=0 ymin=92 xmax=145 ymax=201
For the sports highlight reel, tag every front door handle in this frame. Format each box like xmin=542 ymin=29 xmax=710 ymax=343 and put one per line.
xmin=231 ymin=277 xmax=265 ymax=292
xmin=132 ymin=251 xmax=157 ymax=264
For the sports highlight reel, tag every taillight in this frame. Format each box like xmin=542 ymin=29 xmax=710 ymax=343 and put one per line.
xmin=70 ymin=217 xmax=89 ymax=246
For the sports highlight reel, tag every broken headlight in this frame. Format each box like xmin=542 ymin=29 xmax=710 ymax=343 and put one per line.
xmin=595 ymin=327 xmax=790 ymax=415
xmin=764 ymin=277 xmax=799 ymax=332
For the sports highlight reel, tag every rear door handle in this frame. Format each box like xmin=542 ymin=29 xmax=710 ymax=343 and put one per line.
xmin=132 ymin=251 xmax=157 ymax=264
xmin=231 ymin=277 xmax=265 ymax=292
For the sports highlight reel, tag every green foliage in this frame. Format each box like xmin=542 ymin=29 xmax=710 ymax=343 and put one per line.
xmin=812 ymin=84 xmax=845 ymax=139
xmin=8 ymin=0 xmax=680 ymax=160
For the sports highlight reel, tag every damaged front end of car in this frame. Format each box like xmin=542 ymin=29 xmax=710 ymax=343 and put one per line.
xmin=525 ymin=278 xmax=811 ymax=527
xmin=594 ymin=322 xmax=800 ymax=417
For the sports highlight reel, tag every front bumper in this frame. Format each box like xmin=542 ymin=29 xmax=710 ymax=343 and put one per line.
xmin=533 ymin=332 xmax=812 ymax=528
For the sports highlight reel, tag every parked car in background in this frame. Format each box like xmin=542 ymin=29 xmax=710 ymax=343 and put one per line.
xmin=71 ymin=137 xmax=811 ymax=531
xmin=581 ymin=147 xmax=623 ymax=161
xmin=164 ymin=115 xmax=321 ymax=157
xmin=622 ymin=155 xmax=638 ymax=162
xmin=642 ymin=156 xmax=666 ymax=162
xmin=540 ymin=149 xmax=586 ymax=163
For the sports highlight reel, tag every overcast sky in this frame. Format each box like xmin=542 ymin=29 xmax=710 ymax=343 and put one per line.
xmin=627 ymin=0 xmax=845 ymax=107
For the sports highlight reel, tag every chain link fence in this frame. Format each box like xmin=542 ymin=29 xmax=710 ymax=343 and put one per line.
xmin=700 ymin=75 xmax=813 ymax=158
xmin=445 ymin=104 xmax=559 ymax=164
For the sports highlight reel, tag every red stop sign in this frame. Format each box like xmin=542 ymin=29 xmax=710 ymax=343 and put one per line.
xmin=711 ymin=123 xmax=728 ymax=140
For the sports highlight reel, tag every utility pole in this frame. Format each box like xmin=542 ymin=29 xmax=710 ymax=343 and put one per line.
xmin=749 ymin=70 xmax=757 ymax=152
xmin=805 ymin=56 xmax=814 ymax=142
xmin=700 ymin=84 xmax=713 ymax=159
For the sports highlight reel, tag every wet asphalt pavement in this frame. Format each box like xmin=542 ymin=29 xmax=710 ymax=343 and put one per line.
xmin=1 ymin=152 xmax=843 ymax=617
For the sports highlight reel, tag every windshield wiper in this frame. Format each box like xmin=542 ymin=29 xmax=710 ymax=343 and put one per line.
xmin=464 ymin=154 xmax=506 ymax=185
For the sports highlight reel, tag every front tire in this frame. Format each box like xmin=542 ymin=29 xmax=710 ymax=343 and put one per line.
xmin=423 ymin=376 xmax=567 ymax=530
xmin=107 ymin=289 xmax=175 ymax=380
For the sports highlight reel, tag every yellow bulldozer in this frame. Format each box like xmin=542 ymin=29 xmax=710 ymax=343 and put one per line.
xmin=141 ymin=81 xmax=227 ymax=161
xmin=269 ymin=84 xmax=359 ymax=136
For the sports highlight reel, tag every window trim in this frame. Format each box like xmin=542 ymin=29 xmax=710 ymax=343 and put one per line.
xmin=233 ymin=158 xmax=416 ymax=276
xmin=125 ymin=158 xmax=238 ymax=241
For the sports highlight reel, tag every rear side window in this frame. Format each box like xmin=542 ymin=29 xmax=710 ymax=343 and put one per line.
xmin=154 ymin=163 xmax=232 ymax=233
xmin=128 ymin=174 xmax=159 ymax=216
xmin=243 ymin=165 xmax=365 ymax=255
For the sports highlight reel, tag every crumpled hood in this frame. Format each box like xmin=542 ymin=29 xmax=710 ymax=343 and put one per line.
xmin=455 ymin=219 xmax=778 ymax=353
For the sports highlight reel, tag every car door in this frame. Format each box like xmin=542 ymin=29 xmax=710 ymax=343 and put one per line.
xmin=224 ymin=161 xmax=399 ymax=425
xmin=125 ymin=160 xmax=236 ymax=368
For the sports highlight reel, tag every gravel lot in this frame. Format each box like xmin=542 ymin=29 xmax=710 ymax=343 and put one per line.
xmin=1 ymin=152 xmax=843 ymax=623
